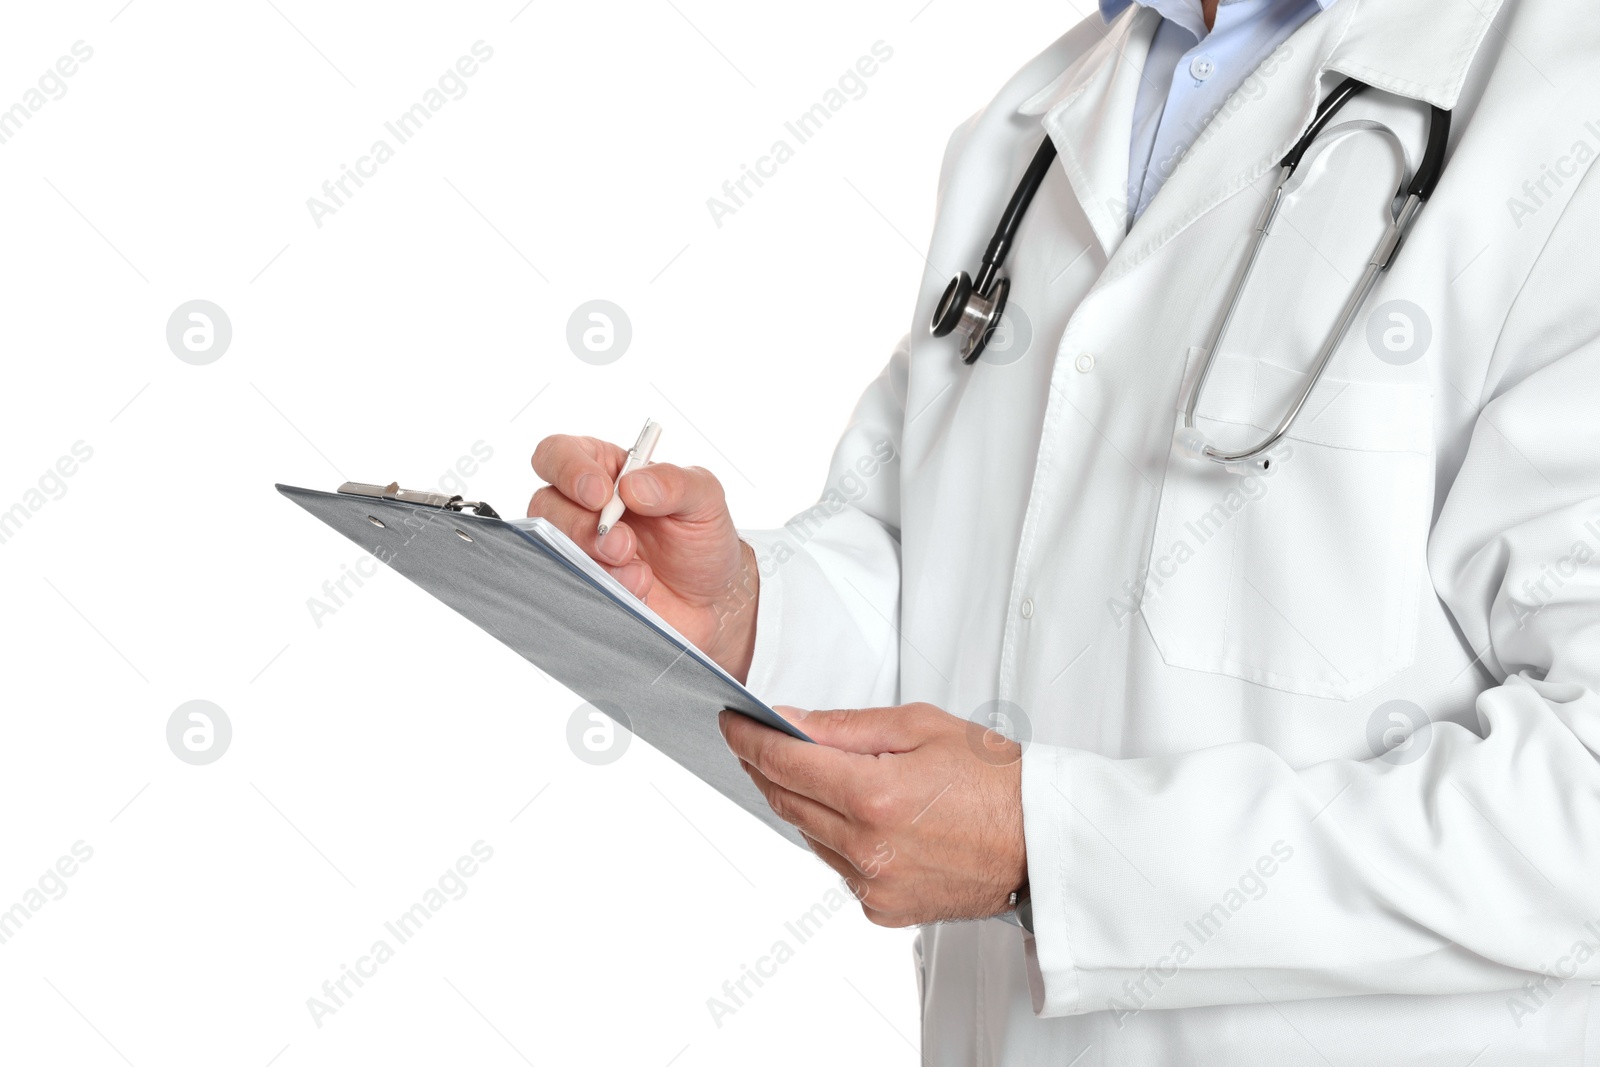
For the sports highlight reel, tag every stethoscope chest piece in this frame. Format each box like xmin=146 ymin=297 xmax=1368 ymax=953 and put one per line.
xmin=929 ymin=137 xmax=1060 ymax=366
xmin=932 ymin=271 xmax=1011 ymax=364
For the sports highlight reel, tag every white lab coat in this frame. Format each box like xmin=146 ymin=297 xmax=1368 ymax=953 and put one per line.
xmin=740 ymin=0 xmax=1600 ymax=1063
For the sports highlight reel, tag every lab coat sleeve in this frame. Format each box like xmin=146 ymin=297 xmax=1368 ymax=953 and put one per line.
xmin=1021 ymin=176 xmax=1600 ymax=1017
xmin=739 ymin=110 xmax=989 ymax=713
xmin=738 ymin=333 xmax=909 ymax=713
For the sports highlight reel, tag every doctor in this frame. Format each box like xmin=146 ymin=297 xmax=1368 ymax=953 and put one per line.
xmin=530 ymin=0 xmax=1600 ymax=1062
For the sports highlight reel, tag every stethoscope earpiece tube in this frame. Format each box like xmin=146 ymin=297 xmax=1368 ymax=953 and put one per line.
xmin=1176 ymin=79 xmax=1453 ymax=466
xmin=937 ymin=77 xmax=1453 ymax=453
xmin=974 ymin=139 xmax=1059 ymax=293
xmin=1279 ymin=78 xmax=1368 ymax=171
xmin=1408 ymin=106 xmax=1452 ymax=200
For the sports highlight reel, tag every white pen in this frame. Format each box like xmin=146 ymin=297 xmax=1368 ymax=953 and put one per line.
xmin=597 ymin=418 xmax=663 ymax=536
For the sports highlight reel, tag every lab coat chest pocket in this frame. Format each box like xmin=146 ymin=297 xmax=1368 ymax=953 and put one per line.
xmin=1139 ymin=350 xmax=1433 ymax=700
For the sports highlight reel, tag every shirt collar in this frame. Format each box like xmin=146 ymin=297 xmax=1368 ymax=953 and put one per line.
xmin=1099 ymin=0 xmax=1337 ymax=42
xmin=1079 ymin=0 xmax=1492 ymax=112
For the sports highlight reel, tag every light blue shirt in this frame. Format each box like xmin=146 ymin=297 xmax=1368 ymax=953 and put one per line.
xmin=1100 ymin=0 xmax=1337 ymax=224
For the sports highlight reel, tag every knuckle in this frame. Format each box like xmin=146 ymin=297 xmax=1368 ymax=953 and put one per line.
xmin=528 ymin=485 xmax=560 ymax=515
xmin=530 ymin=434 xmax=566 ymax=472
xmin=857 ymin=840 xmax=896 ymax=878
xmin=837 ymin=832 xmax=873 ymax=871
xmin=660 ymin=463 xmax=693 ymax=498
xmin=726 ymin=723 xmax=757 ymax=762
xmin=750 ymin=740 xmax=781 ymax=782
xmin=860 ymin=883 xmax=911 ymax=924
xmin=865 ymin=886 xmax=899 ymax=914
xmin=671 ymin=465 xmax=723 ymax=510
xmin=787 ymin=758 xmax=823 ymax=798
xmin=724 ymin=725 xmax=754 ymax=762
xmin=767 ymin=790 xmax=799 ymax=825
xmin=854 ymin=787 xmax=900 ymax=826
xmin=686 ymin=464 xmax=723 ymax=491
xmin=810 ymin=708 xmax=853 ymax=731
xmin=761 ymin=744 xmax=803 ymax=790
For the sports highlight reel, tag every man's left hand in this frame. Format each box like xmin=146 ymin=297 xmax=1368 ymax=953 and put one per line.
xmin=718 ymin=703 xmax=1027 ymax=927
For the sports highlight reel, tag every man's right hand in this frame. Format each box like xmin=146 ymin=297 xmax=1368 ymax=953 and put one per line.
xmin=527 ymin=434 xmax=760 ymax=683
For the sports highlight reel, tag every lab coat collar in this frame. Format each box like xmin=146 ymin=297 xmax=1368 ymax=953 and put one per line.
xmin=1021 ymin=0 xmax=1504 ymax=264
xmin=1040 ymin=0 xmax=1504 ymax=119
xmin=1098 ymin=0 xmax=1338 ymax=45
xmin=1322 ymin=0 xmax=1505 ymax=110
xmin=1017 ymin=6 xmax=1159 ymax=257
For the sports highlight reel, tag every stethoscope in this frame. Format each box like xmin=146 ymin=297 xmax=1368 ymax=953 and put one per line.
xmin=931 ymin=77 xmax=1451 ymax=468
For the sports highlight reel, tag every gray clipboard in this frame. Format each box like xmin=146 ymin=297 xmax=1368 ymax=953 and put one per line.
xmin=277 ymin=481 xmax=810 ymax=848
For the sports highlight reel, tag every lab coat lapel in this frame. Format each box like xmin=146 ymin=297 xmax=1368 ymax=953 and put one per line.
xmin=1018 ymin=5 xmax=1159 ymax=260
xmin=1105 ymin=0 xmax=1358 ymax=277
xmin=1105 ymin=0 xmax=1509 ymax=279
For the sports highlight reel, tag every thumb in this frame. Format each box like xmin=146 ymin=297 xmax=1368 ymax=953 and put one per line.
xmin=618 ymin=463 xmax=727 ymax=522
xmin=783 ymin=705 xmax=932 ymax=755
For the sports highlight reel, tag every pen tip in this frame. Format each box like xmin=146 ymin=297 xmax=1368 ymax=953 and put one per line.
xmin=596 ymin=524 xmax=609 ymax=536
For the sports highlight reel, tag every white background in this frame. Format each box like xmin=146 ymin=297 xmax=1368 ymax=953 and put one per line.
xmin=0 ymin=1 xmax=1071 ymax=1064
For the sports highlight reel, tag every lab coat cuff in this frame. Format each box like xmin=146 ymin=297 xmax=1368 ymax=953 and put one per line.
xmin=1020 ymin=741 xmax=1084 ymax=1017
xmin=733 ymin=524 xmax=899 ymax=711
xmin=739 ymin=529 xmax=788 ymax=702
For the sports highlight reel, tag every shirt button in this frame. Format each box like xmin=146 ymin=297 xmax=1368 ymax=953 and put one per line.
xmin=1075 ymin=352 xmax=1095 ymax=373
xmin=1190 ymin=56 xmax=1216 ymax=80
xmin=1020 ymin=598 xmax=1035 ymax=619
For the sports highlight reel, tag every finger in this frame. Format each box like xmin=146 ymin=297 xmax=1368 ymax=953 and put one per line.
xmin=526 ymin=486 xmax=637 ymax=565
xmin=719 ymin=710 xmax=861 ymax=811
xmin=798 ymin=834 xmax=898 ymax=916
xmin=736 ymin=758 xmax=854 ymax=851
xmin=603 ymin=558 xmax=654 ymax=601
xmin=785 ymin=704 xmax=937 ymax=755
xmin=770 ymin=704 xmax=806 ymax=728
xmin=799 ymin=832 xmax=871 ymax=897
xmin=531 ymin=435 xmax=629 ymax=512
xmin=618 ymin=463 xmax=727 ymax=522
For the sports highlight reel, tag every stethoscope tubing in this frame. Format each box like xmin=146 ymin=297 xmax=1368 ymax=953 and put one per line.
xmin=975 ymin=138 xmax=1059 ymax=297
xmin=933 ymin=76 xmax=1452 ymax=465
xmin=1180 ymin=79 xmax=1450 ymax=465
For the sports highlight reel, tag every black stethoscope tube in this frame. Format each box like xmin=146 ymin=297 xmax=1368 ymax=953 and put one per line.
xmin=934 ymin=77 xmax=1451 ymax=367
xmin=1282 ymin=77 xmax=1451 ymax=196
xmin=974 ymin=138 xmax=1060 ymax=295
xmin=1175 ymin=77 xmax=1453 ymax=466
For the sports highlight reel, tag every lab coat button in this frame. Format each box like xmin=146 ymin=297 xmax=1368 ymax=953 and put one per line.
xmin=1020 ymin=598 xmax=1035 ymax=619
xmin=1191 ymin=56 xmax=1216 ymax=80
xmin=1074 ymin=352 xmax=1095 ymax=373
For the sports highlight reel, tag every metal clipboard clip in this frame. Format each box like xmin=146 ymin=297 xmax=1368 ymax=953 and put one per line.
xmin=337 ymin=481 xmax=501 ymax=519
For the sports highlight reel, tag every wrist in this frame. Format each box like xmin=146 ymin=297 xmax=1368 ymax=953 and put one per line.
xmin=706 ymin=540 xmax=760 ymax=683
xmin=1001 ymin=754 xmax=1028 ymax=913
